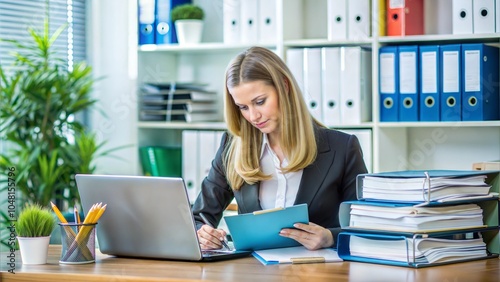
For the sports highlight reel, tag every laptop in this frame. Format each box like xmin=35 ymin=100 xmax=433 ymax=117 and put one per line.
xmin=75 ymin=174 xmax=251 ymax=261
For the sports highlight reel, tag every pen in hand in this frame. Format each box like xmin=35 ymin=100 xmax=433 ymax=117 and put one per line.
xmin=199 ymin=213 xmax=232 ymax=251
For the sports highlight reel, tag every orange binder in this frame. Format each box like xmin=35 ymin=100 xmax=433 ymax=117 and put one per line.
xmin=386 ymin=0 xmax=424 ymax=36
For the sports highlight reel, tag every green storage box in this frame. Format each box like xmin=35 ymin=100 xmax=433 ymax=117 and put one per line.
xmin=139 ymin=146 xmax=182 ymax=177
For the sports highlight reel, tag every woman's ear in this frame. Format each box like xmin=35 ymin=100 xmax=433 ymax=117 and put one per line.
xmin=283 ymin=76 xmax=290 ymax=94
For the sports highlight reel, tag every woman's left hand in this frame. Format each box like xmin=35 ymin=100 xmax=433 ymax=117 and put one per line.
xmin=279 ymin=222 xmax=333 ymax=250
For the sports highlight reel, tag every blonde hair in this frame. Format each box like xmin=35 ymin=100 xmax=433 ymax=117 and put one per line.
xmin=223 ymin=46 xmax=321 ymax=190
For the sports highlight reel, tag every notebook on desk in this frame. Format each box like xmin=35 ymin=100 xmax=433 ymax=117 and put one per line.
xmin=75 ymin=174 xmax=251 ymax=261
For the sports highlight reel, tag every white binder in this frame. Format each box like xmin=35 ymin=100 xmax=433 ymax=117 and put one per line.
xmin=327 ymin=0 xmax=347 ymax=40
xmin=473 ymin=0 xmax=495 ymax=33
xmin=303 ymin=48 xmax=323 ymax=122
xmin=286 ymin=48 xmax=305 ymax=93
xmin=197 ymin=131 xmax=216 ymax=198
xmin=347 ymin=0 xmax=371 ymax=40
xmin=340 ymin=129 xmax=373 ymax=173
xmin=321 ymin=47 xmax=342 ymax=126
xmin=240 ymin=0 xmax=259 ymax=43
xmin=452 ymin=0 xmax=474 ymax=34
xmin=258 ymin=0 xmax=277 ymax=44
xmin=339 ymin=47 xmax=372 ymax=125
xmin=182 ymin=130 xmax=199 ymax=204
xmin=223 ymin=0 xmax=241 ymax=44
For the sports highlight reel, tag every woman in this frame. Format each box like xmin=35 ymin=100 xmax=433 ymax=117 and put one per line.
xmin=192 ymin=46 xmax=367 ymax=250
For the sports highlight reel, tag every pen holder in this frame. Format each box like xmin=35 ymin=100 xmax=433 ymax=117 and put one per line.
xmin=58 ymin=223 xmax=97 ymax=264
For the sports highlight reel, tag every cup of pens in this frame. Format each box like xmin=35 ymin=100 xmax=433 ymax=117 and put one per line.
xmin=59 ymin=222 xmax=97 ymax=264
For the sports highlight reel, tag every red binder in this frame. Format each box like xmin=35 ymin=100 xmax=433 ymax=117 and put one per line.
xmin=386 ymin=0 xmax=424 ymax=36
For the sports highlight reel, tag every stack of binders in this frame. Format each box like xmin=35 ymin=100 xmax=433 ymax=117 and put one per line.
xmin=139 ymin=82 xmax=221 ymax=122
xmin=337 ymin=170 xmax=500 ymax=267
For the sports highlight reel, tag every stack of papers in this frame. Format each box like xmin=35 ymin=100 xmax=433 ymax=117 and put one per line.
xmin=348 ymin=203 xmax=484 ymax=232
xmin=349 ymin=235 xmax=487 ymax=264
xmin=362 ymin=174 xmax=492 ymax=202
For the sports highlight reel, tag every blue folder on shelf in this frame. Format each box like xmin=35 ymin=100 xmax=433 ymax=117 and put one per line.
xmin=224 ymin=204 xmax=309 ymax=251
xmin=461 ymin=43 xmax=500 ymax=121
xmin=440 ymin=44 xmax=462 ymax=121
xmin=138 ymin=0 xmax=156 ymax=45
xmin=379 ymin=46 xmax=399 ymax=122
xmin=398 ymin=45 xmax=419 ymax=122
xmin=419 ymin=45 xmax=440 ymax=121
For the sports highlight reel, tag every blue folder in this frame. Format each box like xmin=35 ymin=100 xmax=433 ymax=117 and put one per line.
xmin=398 ymin=45 xmax=419 ymax=121
xmin=138 ymin=0 xmax=156 ymax=45
xmin=224 ymin=204 xmax=309 ymax=251
xmin=439 ymin=44 xmax=462 ymax=121
xmin=155 ymin=0 xmax=191 ymax=44
xmin=419 ymin=45 xmax=440 ymax=121
xmin=461 ymin=44 xmax=500 ymax=121
xmin=379 ymin=46 xmax=399 ymax=122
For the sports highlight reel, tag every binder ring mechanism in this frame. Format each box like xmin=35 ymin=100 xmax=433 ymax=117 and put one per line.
xmin=421 ymin=171 xmax=431 ymax=205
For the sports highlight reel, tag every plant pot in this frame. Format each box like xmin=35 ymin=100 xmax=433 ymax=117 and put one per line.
xmin=17 ymin=236 xmax=51 ymax=264
xmin=175 ymin=20 xmax=203 ymax=45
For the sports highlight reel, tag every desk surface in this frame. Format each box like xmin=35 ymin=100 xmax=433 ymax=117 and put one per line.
xmin=1 ymin=245 xmax=499 ymax=282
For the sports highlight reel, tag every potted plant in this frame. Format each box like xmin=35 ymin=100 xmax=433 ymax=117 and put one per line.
xmin=171 ymin=3 xmax=205 ymax=44
xmin=16 ymin=204 xmax=56 ymax=264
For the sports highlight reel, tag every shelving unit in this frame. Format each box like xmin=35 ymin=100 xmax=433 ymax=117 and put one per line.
xmin=136 ymin=0 xmax=500 ymax=175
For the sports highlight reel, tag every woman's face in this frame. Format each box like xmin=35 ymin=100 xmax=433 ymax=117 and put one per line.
xmin=229 ymin=80 xmax=281 ymax=136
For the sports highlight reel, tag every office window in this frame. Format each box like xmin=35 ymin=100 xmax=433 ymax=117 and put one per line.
xmin=0 ymin=0 xmax=86 ymax=71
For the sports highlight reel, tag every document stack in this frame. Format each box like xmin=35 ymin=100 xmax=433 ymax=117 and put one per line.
xmin=139 ymin=82 xmax=221 ymax=122
xmin=337 ymin=170 xmax=500 ymax=268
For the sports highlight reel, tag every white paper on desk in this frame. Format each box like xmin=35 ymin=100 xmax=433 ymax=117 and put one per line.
xmin=252 ymin=246 xmax=342 ymax=265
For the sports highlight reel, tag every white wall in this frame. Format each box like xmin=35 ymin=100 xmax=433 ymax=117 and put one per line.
xmin=87 ymin=0 xmax=138 ymax=175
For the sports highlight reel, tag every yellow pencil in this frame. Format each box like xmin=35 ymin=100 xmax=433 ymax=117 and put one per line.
xmin=50 ymin=201 xmax=68 ymax=223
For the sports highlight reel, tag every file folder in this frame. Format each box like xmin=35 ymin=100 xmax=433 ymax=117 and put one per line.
xmin=155 ymin=0 xmax=191 ymax=44
xmin=398 ymin=45 xmax=419 ymax=121
xmin=419 ymin=45 xmax=440 ymax=121
xmin=240 ymin=0 xmax=259 ymax=43
xmin=138 ymin=0 xmax=156 ymax=45
xmin=461 ymin=43 xmax=500 ymax=121
xmin=286 ymin=48 xmax=305 ymax=93
xmin=386 ymin=0 xmax=424 ymax=36
xmin=224 ymin=204 xmax=309 ymax=251
xmin=327 ymin=0 xmax=347 ymax=40
xmin=258 ymin=0 xmax=277 ymax=44
xmin=379 ymin=46 xmax=399 ymax=122
xmin=182 ymin=130 xmax=199 ymax=203
xmin=304 ymin=48 xmax=323 ymax=122
xmin=223 ymin=0 xmax=241 ymax=44
xmin=452 ymin=0 xmax=474 ymax=34
xmin=347 ymin=0 xmax=371 ymax=40
xmin=340 ymin=47 xmax=372 ymax=125
xmin=440 ymin=44 xmax=462 ymax=121
xmin=321 ymin=47 xmax=341 ymax=126
xmin=473 ymin=0 xmax=495 ymax=34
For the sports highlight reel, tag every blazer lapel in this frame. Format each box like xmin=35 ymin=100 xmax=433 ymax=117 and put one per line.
xmin=294 ymin=128 xmax=335 ymax=206
xmin=236 ymin=182 xmax=262 ymax=212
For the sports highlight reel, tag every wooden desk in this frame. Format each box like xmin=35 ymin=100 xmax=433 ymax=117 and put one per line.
xmin=1 ymin=245 xmax=499 ymax=282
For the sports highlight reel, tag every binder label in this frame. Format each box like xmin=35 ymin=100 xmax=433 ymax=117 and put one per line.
xmin=399 ymin=51 xmax=417 ymax=94
xmin=464 ymin=50 xmax=480 ymax=92
xmin=442 ymin=51 xmax=459 ymax=93
xmin=380 ymin=53 xmax=396 ymax=94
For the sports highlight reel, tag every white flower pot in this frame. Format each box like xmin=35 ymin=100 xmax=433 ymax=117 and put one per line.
xmin=175 ymin=20 xmax=203 ymax=45
xmin=18 ymin=236 xmax=51 ymax=264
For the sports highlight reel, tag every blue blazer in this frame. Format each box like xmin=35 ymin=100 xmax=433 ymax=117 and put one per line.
xmin=192 ymin=126 xmax=368 ymax=247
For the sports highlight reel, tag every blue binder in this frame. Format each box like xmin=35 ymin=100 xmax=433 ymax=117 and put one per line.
xmin=439 ymin=44 xmax=462 ymax=121
xmin=138 ymin=0 xmax=156 ymax=45
xmin=155 ymin=0 xmax=191 ymax=44
xmin=419 ymin=45 xmax=440 ymax=121
xmin=398 ymin=45 xmax=419 ymax=121
xmin=379 ymin=46 xmax=399 ymax=122
xmin=461 ymin=44 xmax=500 ymax=121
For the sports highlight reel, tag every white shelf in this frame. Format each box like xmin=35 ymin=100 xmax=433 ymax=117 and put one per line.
xmin=138 ymin=121 xmax=227 ymax=130
xmin=284 ymin=38 xmax=373 ymax=48
xmin=379 ymin=33 xmax=500 ymax=44
xmin=138 ymin=42 xmax=276 ymax=53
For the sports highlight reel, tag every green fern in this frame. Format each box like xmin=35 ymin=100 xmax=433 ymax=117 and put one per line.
xmin=16 ymin=204 xmax=56 ymax=237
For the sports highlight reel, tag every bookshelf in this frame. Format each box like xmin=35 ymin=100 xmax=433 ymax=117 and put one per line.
xmin=135 ymin=0 xmax=500 ymax=175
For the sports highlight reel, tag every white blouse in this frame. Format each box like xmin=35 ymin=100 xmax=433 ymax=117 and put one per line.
xmin=258 ymin=134 xmax=304 ymax=210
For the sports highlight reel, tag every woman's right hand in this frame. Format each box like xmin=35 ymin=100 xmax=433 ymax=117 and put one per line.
xmin=196 ymin=224 xmax=227 ymax=250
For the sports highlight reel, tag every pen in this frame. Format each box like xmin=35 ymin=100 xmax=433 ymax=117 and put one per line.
xmin=199 ymin=213 xmax=231 ymax=250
